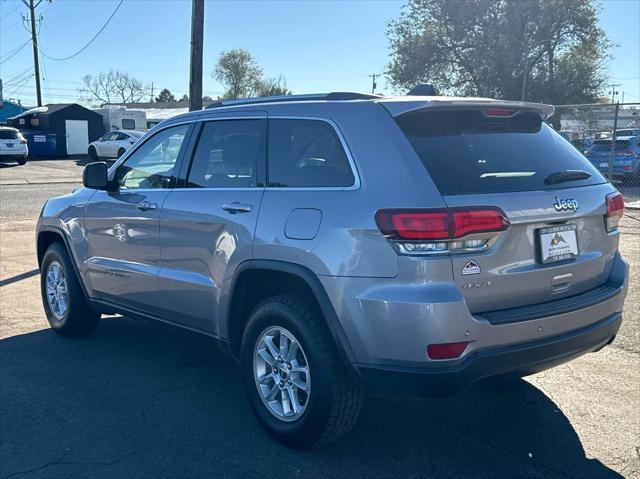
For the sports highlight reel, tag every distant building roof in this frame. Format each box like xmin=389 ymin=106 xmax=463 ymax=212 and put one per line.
xmin=104 ymin=100 xmax=214 ymax=110
xmin=144 ymin=107 xmax=189 ymax=121
xmin=7 ymin=103 xmax=93 ymax=120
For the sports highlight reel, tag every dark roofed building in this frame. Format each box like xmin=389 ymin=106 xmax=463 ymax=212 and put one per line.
xmin=9 ymin=103 xmax=103 ymax=156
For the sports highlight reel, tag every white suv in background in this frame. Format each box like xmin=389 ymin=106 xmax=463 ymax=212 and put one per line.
xmin=88 ymin=129 xmax=144 ymax=160
xmin=0 ymin=127 xmax=28 ymax=165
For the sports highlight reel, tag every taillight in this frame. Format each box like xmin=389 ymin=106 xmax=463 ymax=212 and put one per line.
xmin=605 ymin=192 xmax=624 ymax=232
xmin=375 ymin=207 xmax=509 ymax=255
xmin=20 ymin=139 xmax=27 ymax=144
xmin=426 ymin=341 xmax=470 ymax=360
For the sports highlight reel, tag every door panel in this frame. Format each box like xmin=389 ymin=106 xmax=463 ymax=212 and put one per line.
xmin=81 ymin=123 xmax=193 ymax=313
xmin=83 ymin=190 xmax=169 ymax=313
xmin=158 ymin=189 xmax=263 ymax=331
xmin=65 ymin=120 xmax=89 ymax=155
xmin=157 ymin=117 xmax=266 ymax=333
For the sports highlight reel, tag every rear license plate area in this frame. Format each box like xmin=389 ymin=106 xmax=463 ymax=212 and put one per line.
xmin=538 ymin=225 xmax=578 ymax=264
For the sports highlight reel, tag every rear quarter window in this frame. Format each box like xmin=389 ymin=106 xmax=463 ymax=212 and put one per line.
xmin=395 ymin=109 xmax=607 ymax=195
xmin=268 ymin=119 xmax=355 ymax=188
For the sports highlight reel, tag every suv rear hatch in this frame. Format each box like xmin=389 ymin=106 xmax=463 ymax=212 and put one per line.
xmin=0 ymin=129 xmax=24 ymax=153
xmin=385 ymin=101 xmax=619 ymax=313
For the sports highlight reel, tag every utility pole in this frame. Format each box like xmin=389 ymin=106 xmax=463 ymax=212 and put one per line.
xmin=188 ymin=0 xmax=204 ymax=111
xmin=150 ymin=82 xmax=154 ymax=102
xmin=609 ymin=83 xmax=620 ymax=104
xmin=22 ymin=0 xmax=43 ymax=107
xmin=368 ymin=73 xmax=378 ymax=94
xmin=607 ymin=102 xmax=620 ymax=181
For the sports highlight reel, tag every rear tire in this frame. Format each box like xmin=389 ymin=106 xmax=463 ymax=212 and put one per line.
xmin=40 ymin=242 xmax=100 ymax=336
xmin=117 ymin=148 xmax=126 ymax=158
xmin=17 ymin=157 xmax=27 ymax=165
xmin=88 ymin=146 xmax=97 ymax=160
xmin=241 ymin=294 xmax=363 ymax=449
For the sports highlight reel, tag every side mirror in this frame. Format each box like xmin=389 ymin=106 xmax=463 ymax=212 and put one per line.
xmin=83 ymin=162 xmax=109 ymax=190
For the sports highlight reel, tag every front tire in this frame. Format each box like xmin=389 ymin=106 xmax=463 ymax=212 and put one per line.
xmin=40 ymin=242 xmax=100 ymax=336
xmin=241 ymin=294 xmax=363 ymax=448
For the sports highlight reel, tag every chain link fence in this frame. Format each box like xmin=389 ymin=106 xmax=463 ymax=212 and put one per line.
xmin=552 ymin=102 xmax=640 ymax=210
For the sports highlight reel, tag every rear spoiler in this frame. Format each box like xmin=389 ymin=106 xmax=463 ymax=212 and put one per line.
xmin=378 ymin=97 xmax=555 ymax=120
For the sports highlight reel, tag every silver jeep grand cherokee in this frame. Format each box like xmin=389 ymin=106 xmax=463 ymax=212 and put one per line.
xmin=37 ymin=93 xmax=628 ymax=448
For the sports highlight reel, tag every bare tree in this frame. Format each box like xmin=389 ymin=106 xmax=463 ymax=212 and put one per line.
xmin=80 ymin=70 xmax=148 ymax=104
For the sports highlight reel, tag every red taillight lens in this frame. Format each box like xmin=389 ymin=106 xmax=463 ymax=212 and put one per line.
xmin=387 ymin=211 xmax=449 ymax=240
xmin=452 ymin=209 xmax=509 ymax=237
xmin=605 ymin=192 xmax=624 ymax=232
xmin=426 ymin=341 xmax=469 ymax=360
xmin=20 ymin=139 xmax=27 ymax=144
xmin=375 ymin=207 xmax=508 ymax=240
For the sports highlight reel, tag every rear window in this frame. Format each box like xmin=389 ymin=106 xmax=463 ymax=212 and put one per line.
xmin=0 ymin=130 xmax=19 ymax=140
xmin=396 ymin=109 xmax=606 ymax=195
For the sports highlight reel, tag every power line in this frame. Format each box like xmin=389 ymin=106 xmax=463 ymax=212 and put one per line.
xmin=40 ymin=53 xmax=53 ymax=103
xmin=3 ymin=68 xmax=34 ymax=86
xmin=0 ymin=38 xmax=32 ymax=64
xmin=6 ymin=72 xmax=34 ymax=98
xmin=0 ymin=2 xmax=21 ymax=20
xmin=36 ymin=0 xmax=124 ymax=61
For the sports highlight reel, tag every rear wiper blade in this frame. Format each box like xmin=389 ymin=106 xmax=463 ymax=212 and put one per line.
xmin=544 ymin=170 xmax=591 ymax=185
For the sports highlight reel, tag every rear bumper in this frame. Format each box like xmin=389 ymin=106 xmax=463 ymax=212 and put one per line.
xmin=0 ymin=152 xmax=27 ymax=160
xmin=355 ymin=312 xmax=621 ymax=397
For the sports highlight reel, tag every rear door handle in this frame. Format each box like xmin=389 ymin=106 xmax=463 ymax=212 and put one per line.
xmin=137 ymin=200 xmax=157 ymax=211
xmin=222 ymin=202 xmax=252 ymax=214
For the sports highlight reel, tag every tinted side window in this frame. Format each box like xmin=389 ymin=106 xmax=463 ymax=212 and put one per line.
xmin=116 ymin=124 xmax=189 ymax=190
xmin=268 ymin=119 xmax=355 ymax=187
xmin=187 ymin=119 xmax=265 ymax=188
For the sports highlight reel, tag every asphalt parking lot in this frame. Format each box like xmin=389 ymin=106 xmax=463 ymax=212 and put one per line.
xmin=1 ymin=159 xmax=639 ymax=478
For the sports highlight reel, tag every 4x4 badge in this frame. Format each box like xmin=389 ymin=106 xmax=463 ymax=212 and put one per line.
xmin=461 ymin=260 xmax=481 ymax=276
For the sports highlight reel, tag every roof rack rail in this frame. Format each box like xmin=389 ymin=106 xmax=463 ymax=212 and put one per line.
xmin=205 ymin=92 xmax=381 ymax=109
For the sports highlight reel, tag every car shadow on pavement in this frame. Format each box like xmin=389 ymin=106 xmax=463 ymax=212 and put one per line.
xmin=0 ymin=317 xmax=622 ymax=479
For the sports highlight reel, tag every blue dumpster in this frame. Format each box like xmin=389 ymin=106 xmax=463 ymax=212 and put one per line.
xmin=20 ymin=130 xmax=57 ymax=158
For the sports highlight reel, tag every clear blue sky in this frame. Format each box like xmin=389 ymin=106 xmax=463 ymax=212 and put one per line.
xmin=1 ymin=0 xmax=638 ymax=106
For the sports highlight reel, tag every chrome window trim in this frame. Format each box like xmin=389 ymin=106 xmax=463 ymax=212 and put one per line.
xmin=172 ymin=114 xmax=361 ymax=192
xmin=265 ymin=115 xmax=361 ymax=191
